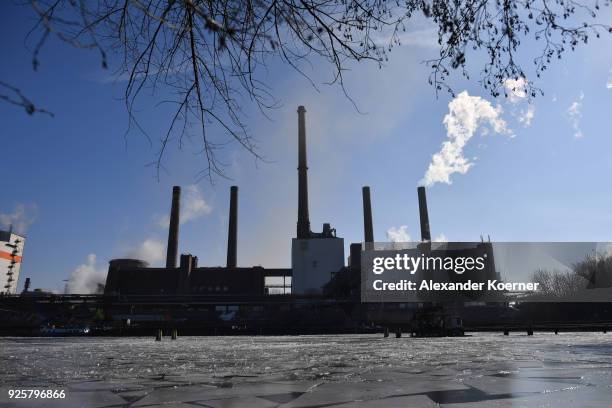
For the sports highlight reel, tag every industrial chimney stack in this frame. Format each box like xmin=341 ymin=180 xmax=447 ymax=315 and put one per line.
xmin=362 ymin=186 xmax=374 ymax=243
xmin=296 ymin=106 xmax=311 ymax=239
xmin=226 ymin=186 xmax=238 ymax=268
xmin=166 ymin=186 xmax=181 ymax=268
xmin=417 ymin=186 xmax=431 ymax=242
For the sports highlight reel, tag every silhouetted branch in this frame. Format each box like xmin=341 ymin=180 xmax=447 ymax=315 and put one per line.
xmin=0 ymin=81 xmax=53 ymax=117
xmin=11 ymin=0 xmax=611 ymax=179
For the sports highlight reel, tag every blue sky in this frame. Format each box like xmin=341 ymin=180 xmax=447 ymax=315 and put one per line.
xmin=2 ymin=3 xmax=612 ymax=292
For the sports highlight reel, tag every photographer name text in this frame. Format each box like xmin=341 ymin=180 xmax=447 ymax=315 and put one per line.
xmin=372 ymin=279 xmax=540 ymax=292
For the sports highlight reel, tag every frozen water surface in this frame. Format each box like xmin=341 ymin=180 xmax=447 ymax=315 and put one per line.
xmin=1 ymin=333 xmax=612 ymax=407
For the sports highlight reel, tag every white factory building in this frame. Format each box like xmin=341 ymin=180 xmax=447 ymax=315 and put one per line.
xmin=0 ymin=228 xmax=26 ymax=294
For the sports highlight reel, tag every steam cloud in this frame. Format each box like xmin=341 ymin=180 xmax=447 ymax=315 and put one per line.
xmin=420 ymin=91 xmax=510 ymax=187
xmin=130 ymin=185 xmax=209 ymax=267
xmin=156 ymin=184 xmax=212 ymax=227
xmin=504 ymin=77 xmax=528 ymax=103
xmin=567 ymin=92 xmax=584 ymax=139
xmin=0 ymin=203 xmax=38 ymax=234
xmin=433 ymin=233 xmax=448 ymax=242
xmin=65 ymin=254 xmax=107 ymax=294
xmin=125 ymin=238 xmax=165 ymax=264
xmin=504 ymin=77 xmax=535 ymax=126
xmin=518 ymin=104 xmax=535 ymax=126
xmin=386 ymin=226 xmax=447 ymax=243
xmin=386 ymin=226 xmax=411 ymax=242
xmin=65 ymin=239 xmax=165 ymax=294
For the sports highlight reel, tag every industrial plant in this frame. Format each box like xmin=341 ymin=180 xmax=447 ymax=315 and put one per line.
xmin=1 ymin=106 xmax=612 ymax=337
xmin=104 ymin=106 xmax=350 ymax=298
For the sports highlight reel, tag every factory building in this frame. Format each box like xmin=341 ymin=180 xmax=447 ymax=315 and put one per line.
xmin=104 ymin=184 xmax=292 ymax=295
xmin=105 ymin=105 xmax=349 ymax=296
xmin=0 ymin=228 xmax=25 ymax=294
xmin=103 ymin=105 xmax=497 ymax=299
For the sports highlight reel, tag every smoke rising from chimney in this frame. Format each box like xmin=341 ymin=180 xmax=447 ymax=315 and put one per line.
xmin=125 ymin=238 xmax=165 ymax=264
xmin=386 ymin=226 xmax=447 ymax=243
xmin=420 ymin=91 xmax=510 ymax=187
xmin=0 ymin=203 xmax=38 ymax=234
xmin=386 ymin=226 xmax=411 ymax=242
xmin=156 ymin=185 xmax=212 ymax=228
xmin=64 ymin=254 xmax=106 ymax=294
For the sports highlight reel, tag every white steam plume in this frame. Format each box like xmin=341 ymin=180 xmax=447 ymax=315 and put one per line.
xmin=504 ymin=77 xmax=528 ymax=102
xmin=156 ymin=184 xmax=212 ymax=227
xmin=125 ymin=238 xmax=165 ymax=264
xmin=386 ymin=226 xmax=447 ymax=243
xmin=503 ymin=77 xmax=536 ymax=126
xmin=386 ymin=226 xmax=411 ymax=242
xmin=420 ymin=91 xmax=510 ymax=187
xmin=567 ymin=92 xmax=584 ymax=139
xmin=433 ymin=233 xmax=448 ymax=242
xmin=65 ymin=254 xmax=107 ymax=294
xmin=0 ymin=203 xmax=38 ymax=234
xmin=518 ymin=104 xmax=535 ymax=126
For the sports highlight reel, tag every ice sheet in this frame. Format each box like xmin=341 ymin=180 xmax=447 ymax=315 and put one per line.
xmin=1 ymin=333 xmax=612 ymax=407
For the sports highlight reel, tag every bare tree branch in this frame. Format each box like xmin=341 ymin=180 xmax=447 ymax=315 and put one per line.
xmin=3 ymin=0 xmax=609 ymax=180
xmin=0 ymin=81 xmax=53 ymax=117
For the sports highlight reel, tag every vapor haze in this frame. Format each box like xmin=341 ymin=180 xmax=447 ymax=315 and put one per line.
xmin=64 ymin=254 xmax=106 ymax=294
xmin=567 ymin=92 xmax=585 ymax=139
xmin=503 ymin=77 xmax=536 ymax=126
xmin=0 ymin=203 xmax=38 ymax=234
xmin=125 ymin=238 xmax=165 ymax=265
xmin=156 ymin=184 xmax=212 ymax=227
xmin=386 ymin=226 xmax=411 ymax=242
xmin=386 ymin=226 xmax=447 ymax=243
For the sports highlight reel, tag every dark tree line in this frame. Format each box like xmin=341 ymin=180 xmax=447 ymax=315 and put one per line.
xmin=531 ymin=252 xmax=612 ymax=297
xmin=2 ymin=0 xmax=610 ymax=179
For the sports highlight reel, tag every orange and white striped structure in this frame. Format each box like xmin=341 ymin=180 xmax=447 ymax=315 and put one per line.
xmin=0 ymin=229 xmax=25 ymax=294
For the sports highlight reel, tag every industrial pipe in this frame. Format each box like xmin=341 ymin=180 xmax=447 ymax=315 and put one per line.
xmin=296 ymin=106 xmax=311 ymax=239
xmin=166 ymin=186 xmax=181 ymax=268
xmin=227 ymin=186 xmax=238 ymax=268
xmin=417 ymin=186 xmax=431 ymax=242
xmin=362 ymin=186 xmax=374 ymax=243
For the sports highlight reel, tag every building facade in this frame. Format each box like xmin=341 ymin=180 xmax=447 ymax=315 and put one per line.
xmin=0 ymin=228 xmax=26 ymax=294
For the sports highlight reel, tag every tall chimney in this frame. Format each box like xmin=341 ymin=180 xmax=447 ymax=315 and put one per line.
xmin=226 ymin=186 xmax=238 ymax=268
xmin=166 ymin=186 xmax=181 ymax=268
xmin=362 ymin=186 xmax=374 ymax=243
xmin=296 ymin=106 xmax=311 ymax=239
xmin=417 ymin=186 xmax=431 ymax=242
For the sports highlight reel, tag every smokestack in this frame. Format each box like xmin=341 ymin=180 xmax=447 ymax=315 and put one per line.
xmin=226 ymin=186 xmax=238 ymax=268
xmin=296 ymin=106 xmax=311 ymax=239
xmin=362 ymin=186 xmax=374 ymax=243
xmin=166 ymin=186 xmax=181 ymax=268
xmin=417 ymin=186 xmax=431 ymax=242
